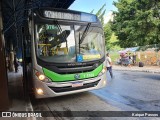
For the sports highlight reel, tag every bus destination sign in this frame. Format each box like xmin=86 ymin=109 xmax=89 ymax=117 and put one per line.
xmin=44 ymin=11 xmax=80 ymax=21
xmin=44 ymin=10 xmax=97 ymax=22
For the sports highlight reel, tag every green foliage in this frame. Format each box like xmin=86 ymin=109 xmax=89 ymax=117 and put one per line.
xmin=104 ymin=22 xmax=112 ymax=50
xmin=93 ymin=3 xmax=122 ymax=51
xmin=104 ymin=22 xmax=122 ymax=51
xmin=112 ymin=0 xmax=160 ymax=48
xmin=90 ymin=9 xmax=94 ymax=14
xmin=96 ymin=4 xmax=106 ymax=26
xmin=110 ymin=52 xmax=120 ymax=63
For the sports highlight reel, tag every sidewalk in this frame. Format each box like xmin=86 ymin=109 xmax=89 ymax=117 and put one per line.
xmin=4 ymin=66 xmax=34 ymax=120
xmin=113 ymin=65 xmax=160 ymax=73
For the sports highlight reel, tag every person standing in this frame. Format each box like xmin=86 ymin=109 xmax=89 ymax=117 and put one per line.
xmin=106 ymin=53 xmax=113 ymax=78
xmin=132 ymin=53 xmax=137 ymax=65
xmin=14 ymin=55 xmax=19 ymax=73
xmin=128 ymin=53 xmax=132 ymax=67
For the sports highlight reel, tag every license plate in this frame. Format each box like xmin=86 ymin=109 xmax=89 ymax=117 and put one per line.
xmin=72 ymin=82 xmax=83 ymax=87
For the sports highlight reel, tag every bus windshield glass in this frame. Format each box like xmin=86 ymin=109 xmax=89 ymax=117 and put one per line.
xmin=35 ymin=22 xmax=105 ymax=63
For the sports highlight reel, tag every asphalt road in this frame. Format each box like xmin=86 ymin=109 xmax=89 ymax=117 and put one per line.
xmin=30 ymin=70 xmax=160 ymax=120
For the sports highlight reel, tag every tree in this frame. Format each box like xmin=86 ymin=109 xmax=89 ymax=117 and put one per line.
xmin=92 ymin=4 xmax=121 ymax=51
xmin=112 ymin=0 xmax=160 ymax=48
xmin=104 ymin=22 xmax=112 ymax=50
xmin=91 ymin=4 xmax=106 ymax=26
xmin=104 ymin=21 xmax=122 ymax=51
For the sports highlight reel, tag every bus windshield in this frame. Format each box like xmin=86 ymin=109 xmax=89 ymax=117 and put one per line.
xmin=35 ymin=21 xmax=105 ymax=63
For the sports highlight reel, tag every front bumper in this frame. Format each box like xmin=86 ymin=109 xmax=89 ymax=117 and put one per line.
xmin=33 ymin=73 xmax=107 ymax=98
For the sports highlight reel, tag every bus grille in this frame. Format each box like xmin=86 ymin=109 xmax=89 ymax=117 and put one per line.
xmin=48 ymin=80 xmax=100 ymax=93
xmin=46 ymin=63 xmax=98 ymax=74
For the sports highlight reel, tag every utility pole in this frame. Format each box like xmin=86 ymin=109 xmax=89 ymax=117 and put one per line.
xmin=0 ymin=2 xmax=10 ymax=110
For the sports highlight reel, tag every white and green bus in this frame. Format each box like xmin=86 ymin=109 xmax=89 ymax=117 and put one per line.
xmin=28 ymin=8 xmax=107 ymax=98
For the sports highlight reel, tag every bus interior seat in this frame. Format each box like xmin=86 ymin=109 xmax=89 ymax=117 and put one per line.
xmin=51 ymin=47 xmax=68 ymax=55
xmin=56 ymin=47 xmax=68 ymax=55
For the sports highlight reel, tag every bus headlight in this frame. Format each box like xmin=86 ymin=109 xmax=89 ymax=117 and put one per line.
xmin=35 ymin=71 xmax=45 ymax=81
xmin=38 ymin=74 xmax=45 ymax=81
xmin=36 ymin=88 xmax=44 ymax=95
xmin=98 ymin=67 xmax=106 ymax=76
xmin=103 ymin=79 xmax=106 ymax=85
xmin=43 ymin=77 xmax=52 ymax=83
xmin=102 ymin=67 xmax=106 ymax=73
xmin=35 ymin=70 xmax=52 ymax=83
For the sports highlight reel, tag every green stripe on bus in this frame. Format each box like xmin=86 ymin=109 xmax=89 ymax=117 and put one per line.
xmin=43 ymin=64 xmax=103 ymax=82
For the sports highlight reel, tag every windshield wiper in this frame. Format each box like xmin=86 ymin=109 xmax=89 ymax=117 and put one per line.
xmin=79 ymin=23 xmax=91 ymax=44
xmin=52 ymin=20 xmax=68 ymax=45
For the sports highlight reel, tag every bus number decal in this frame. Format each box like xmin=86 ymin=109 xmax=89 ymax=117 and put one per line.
xmin=83 ymin=73 xmax=94 ymax=78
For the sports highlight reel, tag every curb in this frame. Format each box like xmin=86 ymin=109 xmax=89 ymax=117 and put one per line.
xmin=113 ymin=68 xmax=160 ymax=74
xmin=26 ymin=98 xmax=37 ymax=120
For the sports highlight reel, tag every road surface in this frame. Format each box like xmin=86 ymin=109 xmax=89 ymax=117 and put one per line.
xmin=30 ymin=70 xmax=160 ymax=120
